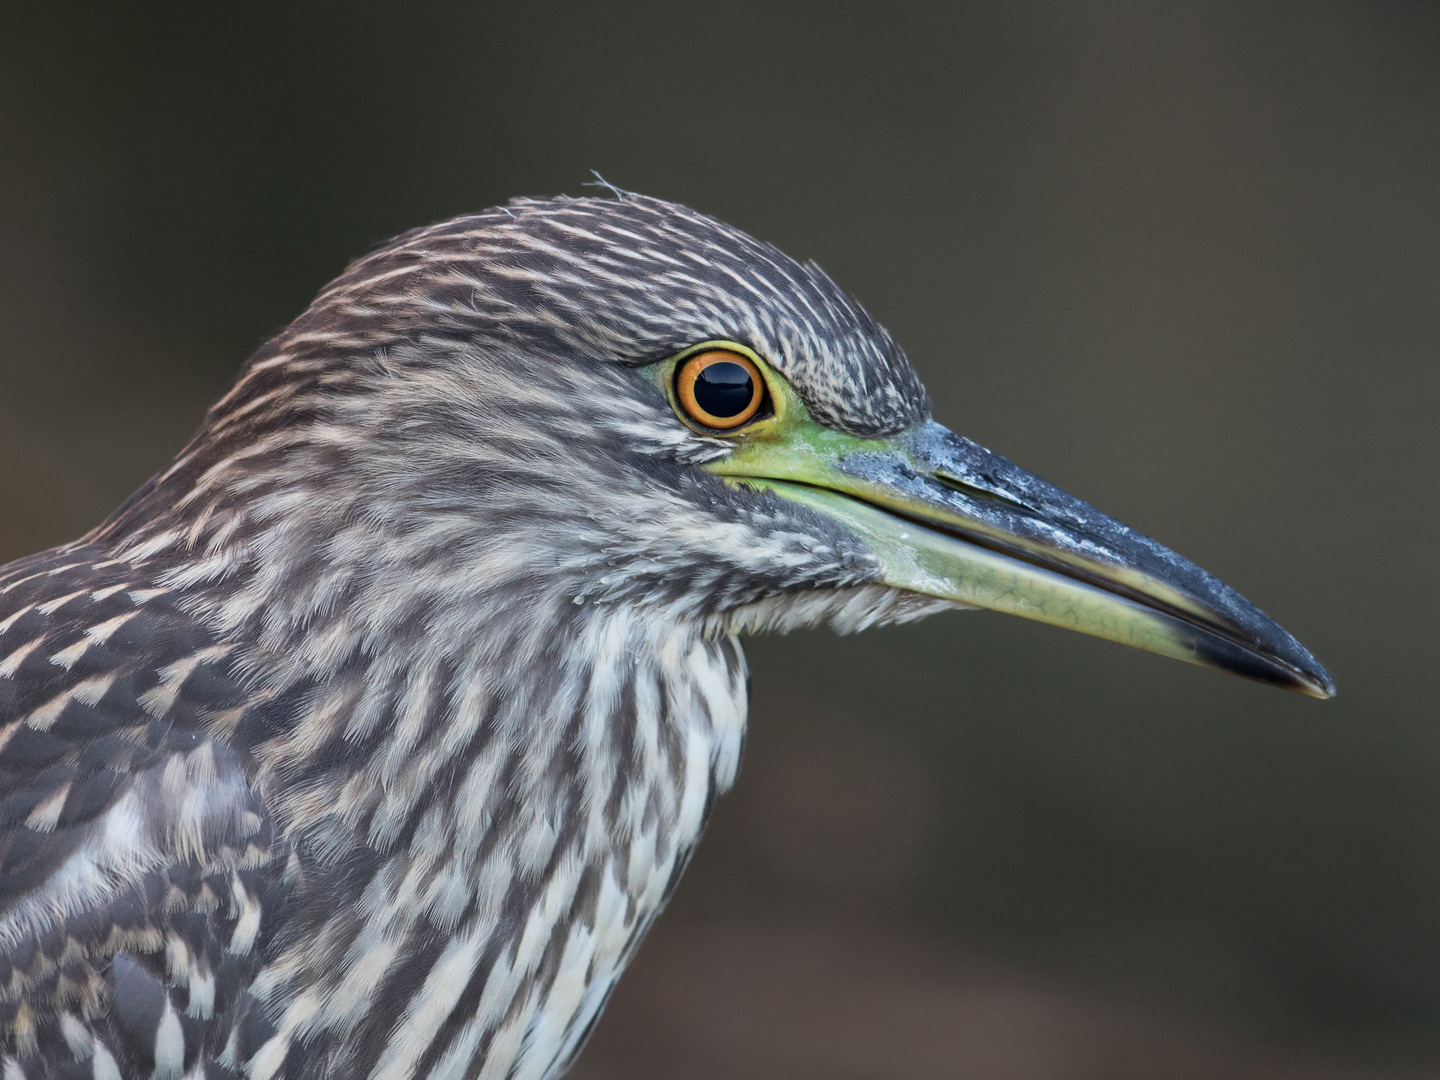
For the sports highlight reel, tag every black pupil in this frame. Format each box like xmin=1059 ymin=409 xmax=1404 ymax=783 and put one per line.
xmin=693 ymin=361 xmax=754 ymax=418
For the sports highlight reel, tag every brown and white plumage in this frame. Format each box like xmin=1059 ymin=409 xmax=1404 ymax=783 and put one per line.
xmin=0 ymin=192 xmax=1332 ymax=1080
xmin=0 ymin=194 xmax=949 ymax=1080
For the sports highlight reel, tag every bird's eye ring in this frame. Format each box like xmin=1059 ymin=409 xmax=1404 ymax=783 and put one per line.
xmin=675 ymin=350 xmax=766 ymax=430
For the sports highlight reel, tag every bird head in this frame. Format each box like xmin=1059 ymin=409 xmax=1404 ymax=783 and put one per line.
xmin=103 ymin=193 xmax=1332 ymax=698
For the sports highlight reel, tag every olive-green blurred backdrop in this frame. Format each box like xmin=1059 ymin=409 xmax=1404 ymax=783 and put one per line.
xmin=2 ymin=3 xmax=1436 ymax=1077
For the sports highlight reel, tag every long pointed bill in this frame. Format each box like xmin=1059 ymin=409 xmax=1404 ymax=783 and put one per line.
xmin=709 ymin=419 xmax=1334 ymax=699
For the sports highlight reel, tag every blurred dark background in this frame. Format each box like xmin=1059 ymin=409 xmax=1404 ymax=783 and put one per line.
xmin=2 ymin=2 xmax=1436 ymax=1076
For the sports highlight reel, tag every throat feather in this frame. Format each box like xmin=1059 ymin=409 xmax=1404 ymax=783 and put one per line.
xmin=243 ymin=609 xmax=746 ymax=1080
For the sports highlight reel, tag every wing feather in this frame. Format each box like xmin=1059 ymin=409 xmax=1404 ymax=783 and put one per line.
xmin=0 ymin=547 xmax=285 ymax=1080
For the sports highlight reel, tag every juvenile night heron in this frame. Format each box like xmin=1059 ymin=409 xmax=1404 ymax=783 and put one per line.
xmin=0 ymin=193 xmax=1331 ymax=1080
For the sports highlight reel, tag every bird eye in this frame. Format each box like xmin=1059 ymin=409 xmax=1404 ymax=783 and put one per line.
xmin=675 ymin=350 xmax=766 ymax=430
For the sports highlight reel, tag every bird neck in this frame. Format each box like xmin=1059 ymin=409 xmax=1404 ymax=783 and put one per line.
xmin=241 ymin=598 xmax=749 ymax=849
xmin=197 ymin=561 xmax=747 ymax=1080
xmin=89 ymin=429 xmax=758 ymax=890
xmin=73 ymin=516 xmax=752 ymax=1077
